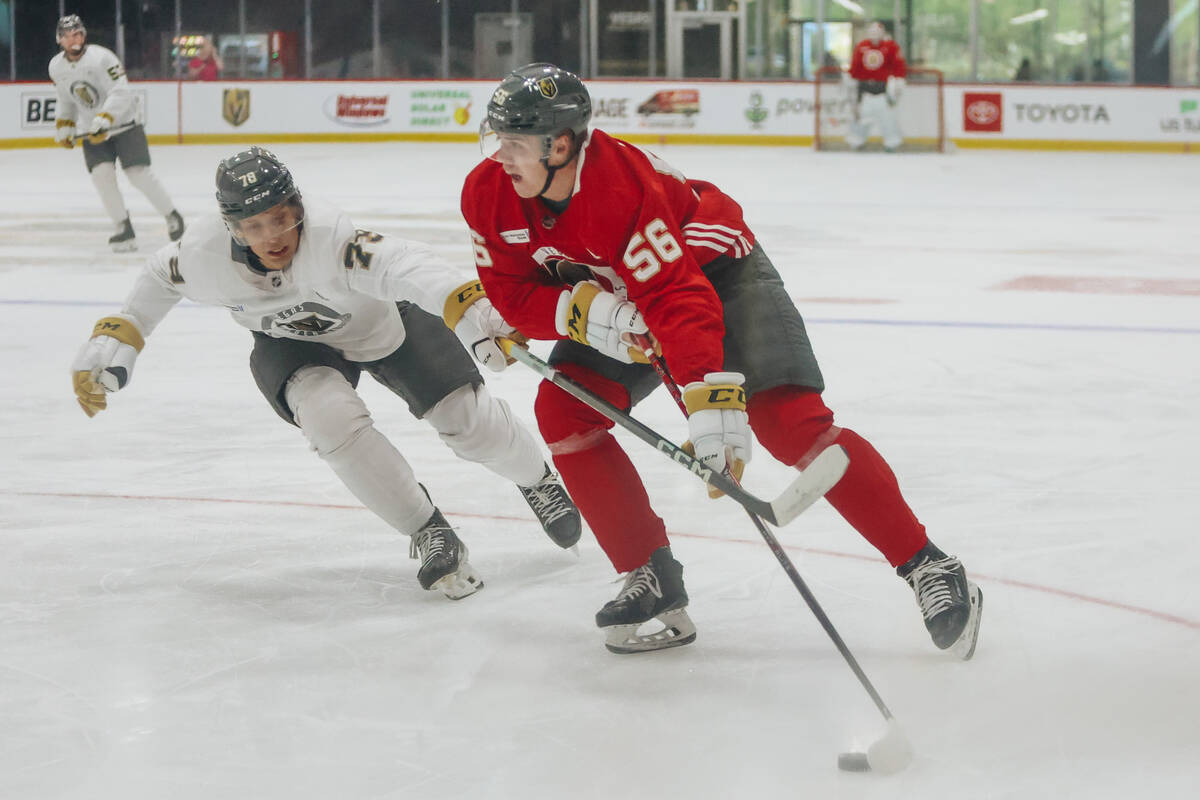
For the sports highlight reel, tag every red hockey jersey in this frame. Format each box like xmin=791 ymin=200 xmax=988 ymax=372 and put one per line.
xmin=849 ymin=37 xmax=907 ymax=82
xmin=460 ymin=129 xmax=756 ymax=386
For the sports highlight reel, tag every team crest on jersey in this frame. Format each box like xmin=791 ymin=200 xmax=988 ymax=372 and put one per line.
xmin=262 ymin=302 xmax=350 ymax=337
xmin=223 ymin=89 xmax=251 ymax=127
xmin=70 ymin=80 xmax=100 ymax=108
xmin=536 ymin=77 xmax=557 ymax=99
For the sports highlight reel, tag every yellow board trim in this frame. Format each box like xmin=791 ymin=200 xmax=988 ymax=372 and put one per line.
xmin=2 ymin=132 xmax=1196 ymax=153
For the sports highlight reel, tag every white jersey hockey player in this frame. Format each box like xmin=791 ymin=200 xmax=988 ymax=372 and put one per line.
xmin=71 ymin=147 xmax=581 ymax=599
xmin=49 ymin=15 xmax=184 ymax=252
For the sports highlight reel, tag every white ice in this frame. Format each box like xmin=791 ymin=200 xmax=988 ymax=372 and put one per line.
xmin=1 ymin=141 xmax=1197 ymax=800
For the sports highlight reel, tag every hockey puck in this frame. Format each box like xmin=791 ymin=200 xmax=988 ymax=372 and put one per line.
xmin=837 ymin=751 xmax=871 ymax=772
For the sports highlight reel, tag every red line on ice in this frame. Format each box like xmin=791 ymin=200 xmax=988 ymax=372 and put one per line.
xmin=10 ymin=489 xmax=1197 ymax=631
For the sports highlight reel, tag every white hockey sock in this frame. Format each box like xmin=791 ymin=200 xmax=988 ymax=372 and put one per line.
xmin=124 ymin=165 xmax=177 ymax=217
xmin=287 ymin=366 xmax=434 ymax=535
xmin=88 ymin=161 xmax=128 ymax=225
xmin=424 ymin=384 xmax=547 ymax=487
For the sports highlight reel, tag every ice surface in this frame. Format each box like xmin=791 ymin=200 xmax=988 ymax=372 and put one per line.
xmin=1 ymin=141 xmax=1197 ymax=799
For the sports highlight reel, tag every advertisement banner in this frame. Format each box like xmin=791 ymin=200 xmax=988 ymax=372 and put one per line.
xmin=2 ymin=79 xmax=1197 ymax=150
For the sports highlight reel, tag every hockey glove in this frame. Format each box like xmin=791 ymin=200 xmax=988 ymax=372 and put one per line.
xmin=88 ymin=113 xmax=113 ymax=144
xmin=71 ymin=314 xmax=145 ymax=417
xmin=684 ymin=372 xmax=752 ymax=490
xmin=556 ymin=281 xmax=651 ymax=364
xmin=887 ymin=76 xmax=906 ymax=106
xmin=54 ymin=119 xmax=76 ymax=149
xmin=443 ymin=280 xmax=515 ymax=372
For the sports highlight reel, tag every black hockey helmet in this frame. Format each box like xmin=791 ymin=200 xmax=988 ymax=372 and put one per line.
xmin=215 ymin=147 xmax=303 ymax=243
xmin=481 ymin=62 xmax=591 ymax=166
xmin=486 ymin=62 xmax=591 ymax=139
xmin=56 ymin=15 xmax=86 ymax=41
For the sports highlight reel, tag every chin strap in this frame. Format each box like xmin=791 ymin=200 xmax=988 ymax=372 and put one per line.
xmin=537 ymin=136 xmax=581 ymax=199
xmin=536 ymin=161 xmax=560 ymax=197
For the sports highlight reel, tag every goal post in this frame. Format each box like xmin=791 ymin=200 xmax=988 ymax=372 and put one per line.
xmin=814 ymin=67 xmax=946 ymax=153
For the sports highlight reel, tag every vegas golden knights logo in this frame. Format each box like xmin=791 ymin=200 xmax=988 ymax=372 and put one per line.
xmin=71 ymin=81 xmax=99 ymax=108
xmin=535 ymin=77 xmax=557 ymax=99
xmin=222 ymin=89 xmax=251 ymax=127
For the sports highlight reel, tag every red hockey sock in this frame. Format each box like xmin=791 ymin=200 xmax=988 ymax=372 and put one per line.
xmin=550 ymin=433 xmax=669 ymax=572
xmin=822 ymin=428 xmax=928 ymax=567
xmin=750 ymin=386 xmax=927 ymax=567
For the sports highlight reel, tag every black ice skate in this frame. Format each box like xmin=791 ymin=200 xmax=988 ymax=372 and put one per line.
xmin=166 ymin=210 xmax=186 ymax=242
xmin=409 ymin=508 xmax=482 ymax=600
xmin=595 ymin=546 xmax=696 ymax=654
xmin=108 ymin=217 xmax=137 ymax=253
xmin=518 ymin=465 xmax=581 ymax=549
xmin=897 ymin=541 xmax=983 ymax=660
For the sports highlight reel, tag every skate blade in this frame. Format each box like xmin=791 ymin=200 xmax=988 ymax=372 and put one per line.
xmin=603 ymin=608 xmax=697 ymax=654
xmin=430 ymin=562 xmax=483 ymax=600
xmin=110 ymin=240 xmax=138 ymax=253
xmin=950 ymin=582 xmax=983 ymax=661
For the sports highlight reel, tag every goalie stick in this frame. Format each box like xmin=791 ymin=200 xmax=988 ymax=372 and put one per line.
xmin=632 ymin=333 xmax=913 ymax=775
xmin=502 ymin=340 xmax=848 ymax=527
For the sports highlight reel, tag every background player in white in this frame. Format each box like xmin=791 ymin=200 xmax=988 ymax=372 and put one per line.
xmin=49 ymin=15 xmax=184 ymax=252
xmin=70 ymin=147 xmax=580 ymax=599
xmin=847 ymin=21 xmax=908 ymax=152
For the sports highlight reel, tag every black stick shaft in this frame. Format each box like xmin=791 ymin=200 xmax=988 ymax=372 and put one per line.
xmin=632 ymin=335 xmax=895 ymax=722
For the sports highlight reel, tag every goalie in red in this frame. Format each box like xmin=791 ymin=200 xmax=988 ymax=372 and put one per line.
xmin=459 ymin=63 xmax=982 ymax=656
xmin=848 ymin=21 xmax=908 ymax=151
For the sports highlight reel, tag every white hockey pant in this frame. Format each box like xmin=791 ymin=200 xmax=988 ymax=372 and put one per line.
xmin=423 ymin=383 xmax=546 ymax=488
xmin=848 ymin=93 xmax=902 ymax=150
xmin=286 ymin=366 xmax=434 ymax=535
xmin=88 ymin=162 xmax=128 ymax=226
xmin=124 ymin=166 xmax=177 ymax=217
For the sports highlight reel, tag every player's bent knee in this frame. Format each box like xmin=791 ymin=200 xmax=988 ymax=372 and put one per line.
xmin=424 ymin=384 xmax=507 ymax=459
xmin=748 ymin=385 xmax=838 ymax=466
xmin=285 ymin=365 xmax=372 ymax=456
xmin=534 ymin=372 xmax=622 ymax=444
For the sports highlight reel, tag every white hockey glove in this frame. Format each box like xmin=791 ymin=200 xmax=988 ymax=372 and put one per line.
xmin=443 ymin=280 xmax=515 ymax=373
xmin=54 ymin=119 xmax=76 ymax=149
xmin=887 ymin=76 xmax=906 ymax=105
xmin=71 ymin=314 xmax=145 ymax=417
xmin=556 ymin=281 xmax=651 ymax=364
xmin=88 ymin=112 xmax=113 ymax=144
xmin=684 ymin=372 xmax=752 ymax=495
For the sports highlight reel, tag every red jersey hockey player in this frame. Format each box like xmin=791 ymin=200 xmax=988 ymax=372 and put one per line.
xmin=459 ymin=63 xmax=982 ymax=656
xmin=848 ymin=21 xmax=908 ymax=151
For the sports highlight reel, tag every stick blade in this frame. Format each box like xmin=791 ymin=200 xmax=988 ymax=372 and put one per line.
xmin=866 ymin=719 xmax=913 ymax=775
xmin=767 ymin=445 xmax=850 ymax=526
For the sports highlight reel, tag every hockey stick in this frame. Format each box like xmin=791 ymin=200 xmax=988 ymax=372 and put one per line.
xmin=631 ymin=333 xmax=912 ymax=775
xmin=501 ymin=340 xmax=847 ymax=528
xmin=71 ymin=122 xmax=138 ymax=143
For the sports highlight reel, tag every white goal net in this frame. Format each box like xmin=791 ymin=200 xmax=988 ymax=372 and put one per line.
xmin=814 ymin=67 xmax=947 ymax=153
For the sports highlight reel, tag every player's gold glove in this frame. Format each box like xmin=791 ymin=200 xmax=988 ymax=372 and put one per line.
xmin=555 ymin=280 xmax=653 ymax=363
xmin=87 ymin=113 xmax=114 ymax=144
xmin=443 ymin=280 xmax=518 ymax=372
xmin=71 ymin=315 xmax=145 ymax=417
xmin=683 ymin=372 xmax=751 ymax=498
xmin=54 ymin=119 xmax=76 ymax=149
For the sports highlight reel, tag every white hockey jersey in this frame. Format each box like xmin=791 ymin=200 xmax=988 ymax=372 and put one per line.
xmin=120 ymin=198 xmax=475 ymax=363
xmin=48 ymin=44 xmax=142 ymax=129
